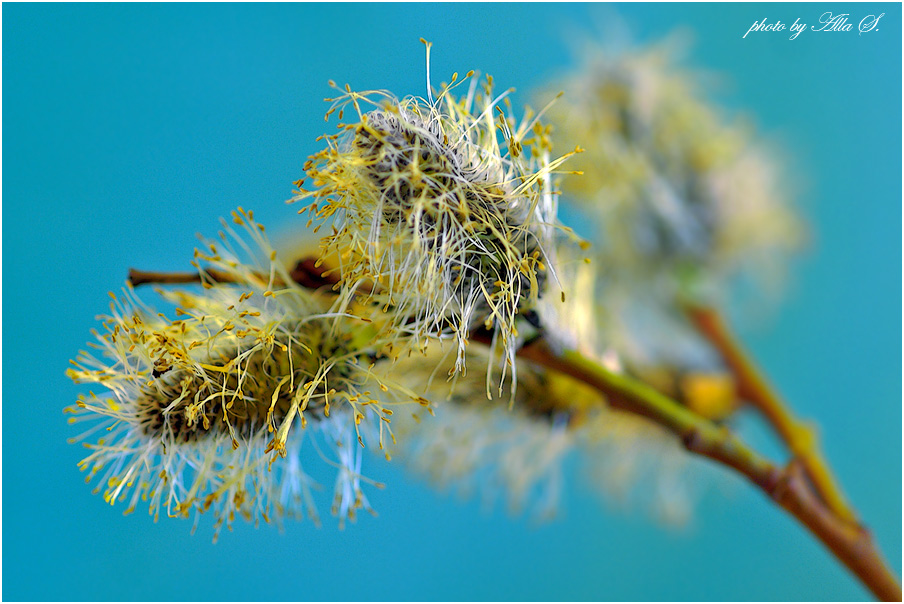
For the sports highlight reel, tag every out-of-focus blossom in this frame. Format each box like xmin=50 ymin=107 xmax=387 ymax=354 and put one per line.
xmin=543 ymin=40 xmax=803 ymax=385
xmin=67 ymin=210 xmax=426 ymax=538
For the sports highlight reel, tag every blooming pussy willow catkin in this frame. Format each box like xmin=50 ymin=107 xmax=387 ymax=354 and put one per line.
xmin=66 ymin=210 xmax=425 ymax=538
xmin=541 ymin=41 xmax=803 ymax=394
xmin=293 ymin=58 xmax=580 ymax=387
xmin=545 ymin=41 xmax=802 ymax=297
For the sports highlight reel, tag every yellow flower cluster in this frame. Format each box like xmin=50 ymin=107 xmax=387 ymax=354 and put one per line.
xmin=67 ymin=209 xmax=427 ymax=538
xmin=292 ymin=68 xmax=580 ymax=387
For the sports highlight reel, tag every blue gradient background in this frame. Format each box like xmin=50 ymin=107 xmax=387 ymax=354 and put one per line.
xmin=3 ymin=3 xmax=900 ymax=601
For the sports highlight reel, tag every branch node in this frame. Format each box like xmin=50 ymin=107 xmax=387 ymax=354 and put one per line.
xmin=681 ymin=428 xmax=704 ymax=453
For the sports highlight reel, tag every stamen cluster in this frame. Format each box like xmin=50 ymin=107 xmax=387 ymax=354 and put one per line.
xmin=66 ymin=210 xmax=425 ymax=537
xmin=294 ymin=75 xmax=579 ymax=381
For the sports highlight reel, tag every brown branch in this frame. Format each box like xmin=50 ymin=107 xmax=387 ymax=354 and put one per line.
xmin=685 ymin=305 xmax=856 ymax=525
xmin=515 ymin=337 xmax=901 ymax=602
xmin=128 ymin=258 xmax=338 ymax=291
xmin=772 ymin=464 xmax=902 ymax=603
xmin=127 ymin=268 xmax=228 ymax=287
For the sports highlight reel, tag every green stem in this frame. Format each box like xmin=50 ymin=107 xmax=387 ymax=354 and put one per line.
xmin=685 ymin=304 xmax=856 ymax=525
xmin=517 ymin=338 xmax=901 ymax=602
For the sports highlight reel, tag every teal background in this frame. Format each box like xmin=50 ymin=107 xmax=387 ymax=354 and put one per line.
xmin=3 ymin=3 xmax=900 ymax=601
